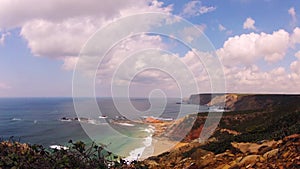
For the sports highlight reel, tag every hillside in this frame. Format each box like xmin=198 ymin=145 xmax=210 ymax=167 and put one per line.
xmin=188 ymin=93 xmax=300 ymax=111
xmin=140 ymin=94 xmax=300 ymax=168
xmin=142 ymin=134 xmax=300 ymax=169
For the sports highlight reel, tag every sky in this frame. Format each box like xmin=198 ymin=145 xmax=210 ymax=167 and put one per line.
xmin=0 ymin=0 xmax=300 ymax=97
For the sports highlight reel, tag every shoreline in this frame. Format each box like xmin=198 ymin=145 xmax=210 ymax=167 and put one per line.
xmin=125 ymin=118 xmax=187 ymax=161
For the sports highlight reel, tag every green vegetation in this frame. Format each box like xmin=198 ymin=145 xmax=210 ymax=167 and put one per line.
xmin=200 ymin=107 xmax=300 ymax=154
xmin=0 ymin=138 xmax=138 ymax=169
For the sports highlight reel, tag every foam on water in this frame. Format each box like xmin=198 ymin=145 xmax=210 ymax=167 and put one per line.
xmin=124 ymin=125 xmax=154 ymax=161
xmin=116 ymin=122 xmax=135 ymax=127
xmin=11 ymin=118 xmax=22 ymax=121
xmin=141 ymin=116 xmax=173 ymax=121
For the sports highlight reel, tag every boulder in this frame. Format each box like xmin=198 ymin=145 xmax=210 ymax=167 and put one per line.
xmin=263 ymin=148 xmax=279 ymax=159
xmin=237 ymin=155 xmax=260 ymax=166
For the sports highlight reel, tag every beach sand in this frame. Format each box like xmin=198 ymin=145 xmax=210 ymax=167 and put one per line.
xmin=151 ymin=137 xmax=177 ymax=156
xmin=145 ymin=136 xmax=188 ymax=157
xmin=127 ymin=120 xmax=188 ymax=160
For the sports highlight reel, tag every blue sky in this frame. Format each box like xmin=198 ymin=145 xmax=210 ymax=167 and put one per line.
xmin=0 ymin=0 xmax=300 ymax=97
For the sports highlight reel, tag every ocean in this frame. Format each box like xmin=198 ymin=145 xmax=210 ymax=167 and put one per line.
xmin=0 ymin=97 xmax=206 ymax=160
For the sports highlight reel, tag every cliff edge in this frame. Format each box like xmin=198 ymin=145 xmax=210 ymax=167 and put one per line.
xmin=188 ymin=93 xmax=300 ymax=111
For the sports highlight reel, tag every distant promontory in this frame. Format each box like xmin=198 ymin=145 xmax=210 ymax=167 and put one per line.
xmin=188 ymin=93 xmax=300 ymax=111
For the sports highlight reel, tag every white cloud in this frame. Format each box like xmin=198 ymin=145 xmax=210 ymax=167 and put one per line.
xmin=295 ymin=51 xmax=300 ymax=60
xmin=2 ymin=0 xmax=300 ymax=95
xmin=0 ymin=0 xmax=173 ymax=72
xmin=223 ymin=64 xmax=300 ymax=93
xmin=243 ymin=17 xmax=256 ymax=30
xmin=291 ymin=27 xmax=300 ymax=45
xmin=218 ymin=24 xmax=226 ymax=31
xmin=199 ymin=6 xmax=216 ymax=14
xmin=62 ymin=57 xmax=79 ymax=71
xmin=290 ymin=60 xmax=300 ymax=74
xmin=181 ymin=24 xmax=206 ymax=43
xmin=95 ymin=34 xmax=166 ymax=84
xmin=288 ymin=7 xmax=297 ymax=26
xmin=0 ymin=32 xmax=10 ymax=45
xmin=216 ymin=27 xmax=300 ymax=93
xmin=20 ymin=17 xmax=103 ymax=58
xmin=181 ymin=1 xmax=216 ymax=17
xmin=218 ymin=29 xmax=290 ymax=66
xmin=0 ymin=0 xmax=166 ymax=29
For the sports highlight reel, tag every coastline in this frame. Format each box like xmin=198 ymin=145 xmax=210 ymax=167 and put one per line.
xmin=125 ymin=118 xmax=186 ymax=161
xmin=151 ymin=136 xmax=179 ymax=156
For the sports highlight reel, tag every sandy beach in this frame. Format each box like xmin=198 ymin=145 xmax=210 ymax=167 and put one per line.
xmin=141 ymin=119 xmax=189 ymax=158
xmin=151 ymin=137 xmax=178 ymax=156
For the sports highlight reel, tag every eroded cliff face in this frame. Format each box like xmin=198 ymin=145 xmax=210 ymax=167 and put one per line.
xmin=142 ymin=94 xmax=300 ymax=169
xmin=143 ymin=134 xmax=300 ymax=169
xmin=188 ymin=93 xmax=224 ymax=105
xmin=188 ymin=93 xmax=300 ymax=111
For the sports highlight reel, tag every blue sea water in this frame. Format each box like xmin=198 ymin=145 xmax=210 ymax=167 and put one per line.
xmin=0 ymin=97 xmax=205 ymax=158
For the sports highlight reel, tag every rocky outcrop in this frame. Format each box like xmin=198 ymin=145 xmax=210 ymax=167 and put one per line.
xmin=231 ymin=140 xmax=277 ymax=154
xmin=142 ymin=134 xmax=300 ymax=169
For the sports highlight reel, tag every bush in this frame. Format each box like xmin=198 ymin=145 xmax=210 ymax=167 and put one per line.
xmin=0 ymin=138 xmax=130 ymax=169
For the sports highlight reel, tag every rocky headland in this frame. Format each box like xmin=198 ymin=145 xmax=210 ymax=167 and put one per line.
xmin=188 ymin=93 xmax=300 ymax=111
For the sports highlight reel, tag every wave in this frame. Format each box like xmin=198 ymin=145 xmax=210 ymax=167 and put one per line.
xmin=141 ymin=116 xmax=173 ymax=121
xmin=116 ymin=122 xmax=135 ymax=127
xmin=143 ymin=125 xmax=155 ymax=134
xmin=59 ymin=117 xmax=108 ymax=125
xmin=124 ymin=146 xmax=145 ymax=162
xmin=98 ymin=116 xmax=108 ymax=119
xmin=125 ymin=125 xmax=154 ymax=161
xmin=60 ymin=119 xmax=72 ymax=122
xmin=86 ymin=119 xmax=108 ymax=125
xmin=11 ymin=118 xmax=22 ymax=121
xmin=49 ymin=145 xmax=69 ymax=150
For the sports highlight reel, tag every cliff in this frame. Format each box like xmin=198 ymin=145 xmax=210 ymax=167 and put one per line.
xmin=188 ymin=93 xmax=300 ymax=111
xmin=141 ymin=94 xmax=300 ymax=168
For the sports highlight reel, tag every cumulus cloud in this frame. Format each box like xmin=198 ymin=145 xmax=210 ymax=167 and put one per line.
xmin=223 ymin=64 xmax=300 ymax=93
xmin=20 ymin=17 xmax=103 ymax=58
xmin=243 ymin=17 xmax=257 ymax=30
xmin=93 ymin=34 xmax=166 ymax=84
xmin=181 ymin=1 xmax=216 ymax=17
xmin=0 ymin=0 xmax=173 ymax=72
xmin=2 ymin=0 xmax=300 ymax=95
xmin=96 ymin=44 xmax=204 ymax=96
xmin=218 ymin=29 xmax=290 ymax=66
xmin=0 ymin=32 xmax=10 ymax=45
xmin=215 ymin=26 xmax=300 ymax=93
xmin=295 ymin=51 xmax=300 ymax=59
xmin=87 ymin=37 xmax=215 ymax=96
xmin=0 ymin=0 xmax=170 ymax=29
xmin=62 ymin=57 xmax=79 ymax=71
xmin=181 ymin=24 xmax=206 ymax=43
xmin=291 ymin=27 xmax=300 ymax=44
xmin=290 ymin=60 xmax=300 ymax=74
xmin=288 ymin=7 xmax=297 ymax=26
